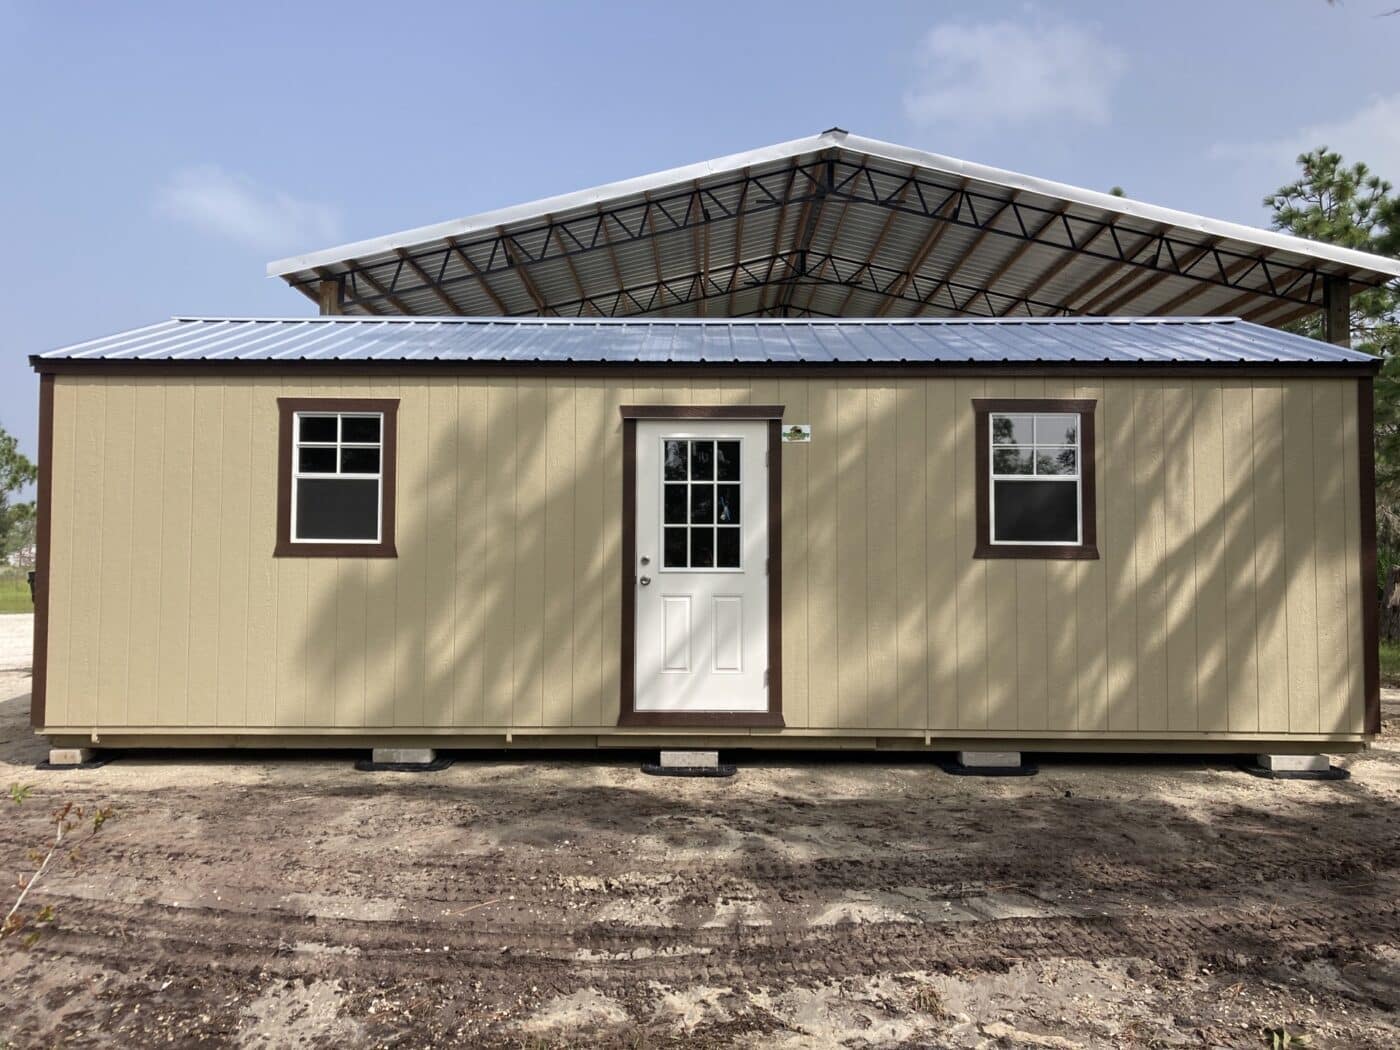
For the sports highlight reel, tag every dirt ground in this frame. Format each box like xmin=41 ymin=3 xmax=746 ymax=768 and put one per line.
xmin=1 ymin=639 xmax=1399 ymax=1047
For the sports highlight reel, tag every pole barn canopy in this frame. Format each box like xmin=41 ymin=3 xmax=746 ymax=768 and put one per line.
xmin=269 ymin=128 xmax=1400 ymax=333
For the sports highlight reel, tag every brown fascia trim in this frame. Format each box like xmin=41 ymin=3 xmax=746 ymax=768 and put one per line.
xmin=274 ymin=397 xmax=399 ymax=558
xmin=617 ymin=410 xmax=784 ymax=729
xmin=29 ymin=357 xmax=1383 ymax=379
xmin=1358 ymin=377 xmax=1380 ymax=735
xmin=30 ymin=375 xmax=53 ymax=728
xmin=973 ymin=397 xmax=1100 ymax=561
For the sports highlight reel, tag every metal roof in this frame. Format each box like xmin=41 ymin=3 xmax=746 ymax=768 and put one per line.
xmin=267 ymin=129 xmax=1400 ymax=328
xmin=35 ymin=315 xmax=1380 ymax=368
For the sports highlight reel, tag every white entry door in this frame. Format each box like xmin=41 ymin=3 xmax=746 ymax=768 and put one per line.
xmin=634 ymin=419 xmax=769 ymax=713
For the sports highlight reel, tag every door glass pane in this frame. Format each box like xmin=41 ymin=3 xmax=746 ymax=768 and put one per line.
xmin=298 ymin=446 xmax=337 ymax=473
xmin=664 ymin=484 xmax=687 ymax=524
xmin=690 ymin=485 xmax=714 ymax=524
xmin=340 ymin=447 xmax=380 ymax=474
xmin=716 ymin=484 xmax=740 ymax=523
xmin=664 ymin=440 xmax=688 ymax=480
xmin=299 ymin=415 xmax=337 ymax=443
xmin=341 ymin=416 xmax=381 ymax=443
xmin=992 ymin=447 xmax=1033 ymax=475
xmin=991 ymin=414 xmax=1034 ymax=445
xmin=690 ymin=527 xmax=714 ymax=567
xmin=716 ymin=528 xmax=740 ymax=568
xmin=716 ymin=441 xmax=741 ymax=481
xmin=691 ymin=441 xmax=714 ymax=480
xmin=663 ymin=527 xmax=688 ymax=567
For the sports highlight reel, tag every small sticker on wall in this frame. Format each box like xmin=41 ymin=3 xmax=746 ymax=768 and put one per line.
xmin=782 ymin=424 xmax=811 ymax=443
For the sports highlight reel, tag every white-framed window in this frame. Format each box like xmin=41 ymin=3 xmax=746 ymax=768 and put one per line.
xmin=660 ymin=437 xmax=743 ymax=571
xmin=291 ymin=411 xmax=385 ymax=543
xmin=988 ymin=411 xmax=1081 ymax=545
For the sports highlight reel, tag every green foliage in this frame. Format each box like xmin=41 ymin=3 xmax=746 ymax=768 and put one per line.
xmin=1266 ymin=147 xmax=1400 ymax=593
xmin=0 ymin=425 xmax=37 ymax=566
xmin=1381 ymin=639 xmax=1400 ymax=686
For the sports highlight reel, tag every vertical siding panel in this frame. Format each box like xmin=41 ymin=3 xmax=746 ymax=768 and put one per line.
xmin=1282 ymin=381 xmax=1320 ymax=733
xmin=95 ymin=382 xmax=135 ymax=727
xmin=542 ymin=379 xmax=576 ymax=728
xmin=334 ymin=559 xmax=368 ymax=728
xmin=245 ymin=383 xmax=279 ymax=727
xmin=982 ymin=378 xmax=1019 ymax=732
xmin=391 ymin=379 xmax=430 ymax=727
xmin=45 ymin=380 xmax=80 ymax=726
xmin=893 ymin=379 xmax=927 ymax=730
xmin=157 ymin=381 xmax=196 ymax=727
xmin=1221 ymin=381 xmax=1260 ymax=734
xmin=1312 ymin=381 xmax=1351 ymax=735
xmin=1253 ymin=382 xmax=1289 ymax=734
xmin=364 ymin=377 xmax=400 ymax=727
xmin=1103 ymin=381 xmax=1138 ymax=732
xmin=776 ymin=379 xmax=810 ymax=728
xmin=1192 ymin=383 xmax=1228 ymax=733
xmin=216 ymin=382 xmax=252 ymax=729
xmin=513 ymin=379 xmax=548 ymax=728
xmin=926 ymin=379 xmax=958 ymax=731
xmin=866 ymin=381 xmax=898 ymax=727
xmin=187 ymin=384 xmax=224 ymax=726
xmin=1161 ymin=382 xmax=1198 ymax=732
xmin=836 ymin=382 xmax=869 ymax=729
xmin=424 ymin=380 xmax=459 ymax=726
xmin=478 ymin=377 xmax=517 ymax=726
xmin=1340 ymin=382 xmax=1365 ymax=733
xmin=571 ymin=380 xmax=606 ymax=727
xmin=598 ymin=379 xmax=628 ymax=727
xmin=1040 ymin=377 xmax=1075 ymax=734
xmin=1073 ymin=382 xmax=1107 ymax=733
xmin=1133 ymin=382 xmax=1168 ymax=732
xmin=274 ymin=389 xmax=307 ymax=729
xmin=806 ymin=379 xmax=839 ymax=728
xmin=126 ymin=382 xmax=166 ymax=726
xmin=953 ymin=378 xmax=988 ymax=731
xmin=66 ymin=380 xmax=106 ymax=728
xmin=453 ymin=380 xmax=488 ymax=726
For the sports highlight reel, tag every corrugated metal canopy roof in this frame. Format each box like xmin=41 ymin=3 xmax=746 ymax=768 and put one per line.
xmin=35 ymin=315 xmax=1380 ymax=368
xmin=268 ymin=129 xmax=1400 ymax=329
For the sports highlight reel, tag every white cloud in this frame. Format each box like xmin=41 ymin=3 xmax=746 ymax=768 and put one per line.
xmin=1209 ymin=93 xmax=1400 ymax=190
xmin=155 ymin=165 xmax=342 ymax=253
xmin=903 ymin=17 xmax=1125 ymax=126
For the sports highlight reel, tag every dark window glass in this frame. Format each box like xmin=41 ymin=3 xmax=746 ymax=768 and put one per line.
xmin=664 ymin=441 xmax=688 ymax=481
xmin=663 ymin=527 xmax=687 ymax=568
xmin=691 ymin=441 xmax=714 ymax=480
xmin=298 ymin=446 xmax=337 ymax=474
xmin=993 ymin=480 xmax=1077 ymax=543
xmin=690 ymin=528 xmax=714 ymax=567
xmin=690 ymin=485 xmax=713 ymax=524
xmin=716 ymin=528 xmax=740 ymax=568
xmin=716 ymin=484 xmax=740 ymax=524
xmin=341 ymin=447 xmax=380 ymax=474
xmin=664 ymin=484 xmax=686 ymax=524
xmin=296 ymin=478 xmax=379 ymax=541
xmin=300 ymin=415 xmax=337 ymax=443
xmin=717 ymin=441 xmax=741 ymax=481
xmin=341 ymin=416 xmax=381 ymax=443
xmin=992 ymin=448 xmax=1033 ymax=475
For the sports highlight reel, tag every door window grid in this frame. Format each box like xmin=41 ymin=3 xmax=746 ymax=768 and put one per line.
xmin=989 ymin=412 xmax=1081 ymax=545
xmin=292 ymin=412 xmax=384 ymax=543
xmin=661 ymin=438 xmax=742 ymax=569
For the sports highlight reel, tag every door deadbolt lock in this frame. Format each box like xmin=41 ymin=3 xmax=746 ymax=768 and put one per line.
xmin=639 ymin=555 xmax=651 ymax=565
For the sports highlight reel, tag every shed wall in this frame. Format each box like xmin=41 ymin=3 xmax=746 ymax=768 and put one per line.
xmin=40 ymin=374 xmax=1367 ymax=742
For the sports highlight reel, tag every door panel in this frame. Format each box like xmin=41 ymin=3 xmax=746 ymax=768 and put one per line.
xmin=635 ymin=419 xmax=768 ymax=712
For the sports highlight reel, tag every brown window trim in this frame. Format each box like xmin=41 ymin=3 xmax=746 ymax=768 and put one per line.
xmin=275 ymin=397 xmax=399 ymax=558
xmin=973 ymin=397 xmax=1098 ymax=561
xmin=617 ymin=405 xmax=784 ymax=728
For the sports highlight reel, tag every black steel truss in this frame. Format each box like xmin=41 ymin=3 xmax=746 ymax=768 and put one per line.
xmin=294 ymin=153 xmax=1379 ymax=317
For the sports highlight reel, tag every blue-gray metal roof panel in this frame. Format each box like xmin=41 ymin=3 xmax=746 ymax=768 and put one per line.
xmin=36 ymin=316 xmax=1378 ymax=367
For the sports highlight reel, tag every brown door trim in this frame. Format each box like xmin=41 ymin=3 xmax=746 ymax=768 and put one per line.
xmin=30 ymin=375 xmax=54 ymax=728
xmin=1359 ymin=377 xmax=1380 ymax=735
xmin=617 ymin=406 xmax=785 ymax=728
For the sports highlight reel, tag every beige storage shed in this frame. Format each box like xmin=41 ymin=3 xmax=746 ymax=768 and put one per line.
xmin=28 ymin=315 xmax=1381 ymax=761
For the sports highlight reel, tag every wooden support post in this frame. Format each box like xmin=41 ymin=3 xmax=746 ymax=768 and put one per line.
xmin=317 ymin=278 xmax=343 ymax=316
xmin=1323 ymin=275 xmax=1350 ymax=347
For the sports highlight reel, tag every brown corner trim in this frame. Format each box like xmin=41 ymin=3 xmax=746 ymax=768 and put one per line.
xmin=618 ymin=408 xmax=785 ymax=729
xmin=620 ymin=404 xmax=785 ymax=419
xmin=30 ymin=375 xmax=53 ymax=729
xmin=1359 ymin=377 xmax=1380 ymax=735
xmin=972 ymin=397 xmax=1100 ymax=561
xmin=274 ymin=397 xmax=399 ymax=558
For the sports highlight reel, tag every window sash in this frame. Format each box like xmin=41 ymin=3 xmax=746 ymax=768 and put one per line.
xmin=290 ymin=411 xmax=385 ymax=544
xmin=988 ymin=412 xmax=1082 ymax=546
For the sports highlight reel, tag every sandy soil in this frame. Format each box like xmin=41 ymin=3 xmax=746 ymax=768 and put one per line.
xmin=0 ymin=658 xmax=1398 ymax=1047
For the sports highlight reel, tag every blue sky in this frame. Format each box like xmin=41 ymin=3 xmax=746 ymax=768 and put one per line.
xmin=4 ymin=0 xmax=1399 ymax=461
